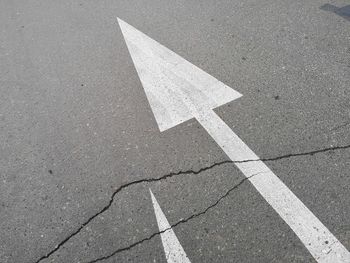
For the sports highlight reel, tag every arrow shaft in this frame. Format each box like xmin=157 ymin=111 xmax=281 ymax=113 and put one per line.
xmin=196 ymin=109 xmax=350 ymax=263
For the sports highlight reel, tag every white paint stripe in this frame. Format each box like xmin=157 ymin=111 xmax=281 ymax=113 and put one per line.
xmin=150 ymin=190 xmax=191 ymax=263
xmin=196 ymin=109 xmax=350 ymax=263
xmin=118 ymin=18 xmax=350 ymax=262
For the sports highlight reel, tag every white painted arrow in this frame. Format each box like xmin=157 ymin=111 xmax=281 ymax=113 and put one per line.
xmin=118 ymin=18 xmax=350 ymax=262
xmin=150 ymin=190 xmax=191 ymax=263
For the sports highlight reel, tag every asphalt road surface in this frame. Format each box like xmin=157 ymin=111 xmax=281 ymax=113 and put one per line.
xmin=1 ymin=0 xmax=350 ymax=262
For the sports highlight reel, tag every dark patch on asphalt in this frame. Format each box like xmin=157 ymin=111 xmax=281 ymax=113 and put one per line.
xmin=274 ymin=95 xmax=280 ymax=100
xmin=48 ymin=170 xmax=53 ymax=175
xmin=320 ymin=4 xmax=350 ymax=21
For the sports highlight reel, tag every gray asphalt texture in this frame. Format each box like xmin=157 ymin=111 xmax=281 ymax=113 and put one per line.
xmin=1 ymin=0 xmax=349 ymax=262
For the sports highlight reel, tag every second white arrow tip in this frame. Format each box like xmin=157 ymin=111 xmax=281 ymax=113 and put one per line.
xmin=150 ymin=189 xmax=191 ymax=263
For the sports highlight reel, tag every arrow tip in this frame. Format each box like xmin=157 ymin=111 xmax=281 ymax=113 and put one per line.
xmin=118 ymin=18 xmax=243 ymax=132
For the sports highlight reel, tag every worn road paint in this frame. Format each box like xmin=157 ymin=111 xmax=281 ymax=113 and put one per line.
xmin=150 ymin=190 xmax=191 ymax=263
xmin=117 ymin=18 xmax=242 ymax=132
xmin=118 ymin=18 xmax=350 ymax=262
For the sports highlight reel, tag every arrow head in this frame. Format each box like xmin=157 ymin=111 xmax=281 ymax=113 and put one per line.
xmin=118 ymin=18 xmax=242 ymax=132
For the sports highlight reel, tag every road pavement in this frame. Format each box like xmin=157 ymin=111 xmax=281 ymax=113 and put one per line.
xmin=1 ymin=0 xmax=349 ymax=262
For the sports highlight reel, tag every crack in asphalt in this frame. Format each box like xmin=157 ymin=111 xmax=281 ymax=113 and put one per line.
xmin=34 ymin=143 xmax=350 ymax=263
xmin=254 ymin=144 xmax=350 ymax=163
xmin=34 ymin=160 xmax=231 ymax=263
xmin=87 ymin=173 xmax=258 ymax=263
xmin=87 ymin=172 xmax=264 ymax=263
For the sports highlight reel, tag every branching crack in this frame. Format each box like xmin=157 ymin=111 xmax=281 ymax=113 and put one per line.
xmin=34 ymin=161 xmax=230 ymax=263
xmin=87 ymin=173 xmax=257 ymax=263
xmin=34 ymin=143 xmax=350 ymax=263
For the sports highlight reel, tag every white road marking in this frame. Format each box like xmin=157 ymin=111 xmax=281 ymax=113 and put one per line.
xmin=150 ymin=190 xmax=191 ymax=263
xmin=118 ymin=18 xmax=350 ymax=262
xmin=117 ymin=18 xmax=242 ymax=132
